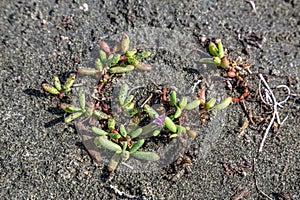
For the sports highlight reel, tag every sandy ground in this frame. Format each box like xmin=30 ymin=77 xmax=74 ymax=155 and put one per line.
xmin=0 ymin=0 xmax=299 ymax=199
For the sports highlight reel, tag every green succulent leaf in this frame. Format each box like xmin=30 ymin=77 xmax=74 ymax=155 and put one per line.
xmin=122 ymin=142 xmax=128 ymax=152
xmin=77 ymin=67 xmax=100 ymax=75
xmin=63 ymin=74 xmax=76 ymax=91
xmin=111 ymin=54 xmax=121 ymax=66
xmin=169 ymin=133 xmax=178 ymax=138
xmin=129 ymin=139 xmax=145 ymax=154
xmin=185 ymin=99 xmax=201 ymax=110
xmin=129 ymin=128 xmax=143 ymax=139
xmin=127 ymin=108 xmax=141 ymax=116
xmin=173 ymin=107 xmax=182 ymax=119
xmin=215 ymin=97 xmax=232 ymax=111
xmin=109 ymin=65 xmax=135 ymax=74
xmin=131 ymin=151 xmax=160 ymax=161
xmin=93 ymin=110 xmax=109 ymax=119
xmin=164 ymin=116 xmax=177 ymax=133
xmin=121 ymin=33 xmax=130 ymax=53
xmin=127 ymin=57 xmax=138 ymax=65
xmin=124 ymin=95 xmax=134 ymax=107
xmin=170 ymin=91 xmax=177 ymax=106
xmin=95 ymin=58 xmax=103 ymax=71
xmin=94 ymin=136 xmax=122 ymax=152
xmin=125 ymin=49 xmax=137 ymax=58
xmin=84 ymin=107 xmax=93 ymax=118
xmin=176 ymin=125 xmax=186 ymax=135
xmin=92 ymin=126 xmax=109 ymax=136
xmin=213 ymin=57 xmax=221 ymax=66
xmin=143 ymin=104 xmax=159 ymax=119
xmin=216 ymin=39 xmax=224 ymax=58
xmin=119 ymin=124 xmax=127 ymax=138
xmin=118 ymin=83 xmax=129 ymax=106
xmin=60 ymin=103 xmax=82 ymax=113
xmin=107 ymin=54 xmax=114 ymax=65
xmin=108 ymin=133 xmax=121 ymax=140
xmin=124 ymin=102 xmax=135 ymax=111
xmin=53 ymin=76 xmax=62 ymax=91
xmin=42 ymin=83 xmax=60 ymax=95
xmin=108 ymin=118 xmax=116 ymax=130
xmin=178 ymin=96 xmax=187 ymax=109
xmin=153 ymin=129 xmax=161 ymax=136
xmin=134 ymin=51 xmax=151 ymax=60
xmin=208 ymin=41 xmax=219 ymax=57
xmin=64 ymin=111 xmax=83 ymax=123
xmin=205 ymin=98 xmax=216 ymax=110
xmin=99 ymin=50 xmax=107 ymax=65
xmin=78 ymin=89 xmax=86 ymax=112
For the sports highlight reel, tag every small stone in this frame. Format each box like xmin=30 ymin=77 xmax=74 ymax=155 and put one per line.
xmin=79 ymin=3 xmax=89 ymax=12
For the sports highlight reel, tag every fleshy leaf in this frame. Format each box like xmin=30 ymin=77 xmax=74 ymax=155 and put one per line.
xmin=129 ymin=139 xmax=145 ymax=154
xmin=60 ymin=103 xmax=82 ymax=113
xmin=129 ymin=128 xmax=143 ymax=139
xmin=93 ymin=110 xmax=109 ymax=119
xmin=121 ymin=33 xmax=130 ymax=53
xmin=164 ymin=117 xmax=177 ymax=133
xmin=108 ymin=118 xmax=116 ymax=130
xmin=42 ymin=83 xmax=60 ymax=95
xmin=78 ymin=89 xmax=86 ymax=112
xmin=64 ymin=112 xmax=83 ymax=123
xmin=92 ymin=126 xmax=109 ymax=136
xmin=94 ymin=136 xmax=122 ymax=152
xmin=131 ymin=151 xmax=160 ymax=161
xmin=63 ymin=74 xmax=76 ymax=91
xmin=119 ymin=83 xmax=129 ymax=106
xmin=208 ymin=41 xmax=219 ymax=57
xmin=53 ymin=76 xmax=62 ymax=91
xmin=109 ymin=65 xmax=135 ymax=73
xmin=185 ymin=99 xmax=201 ymax=110
xmin=144 ymin=104 xmax=159 ymax=119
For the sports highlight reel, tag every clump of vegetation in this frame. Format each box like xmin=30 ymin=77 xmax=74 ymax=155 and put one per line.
xmin=41 ymin=33 xmax=237 ymax=172
xmin=42 ymin=74 xmax=76 ymax=98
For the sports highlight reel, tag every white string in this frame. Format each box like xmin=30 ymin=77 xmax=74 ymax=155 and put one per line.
xmin=258 ymin=74 xmax=290 ymax=152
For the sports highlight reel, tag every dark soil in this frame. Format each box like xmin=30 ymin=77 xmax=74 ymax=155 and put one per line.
xmin=1 ymin=0 xmax=299 ymax=199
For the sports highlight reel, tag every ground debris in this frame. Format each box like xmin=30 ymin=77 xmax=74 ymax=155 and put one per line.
xmin=273 ymin=192 xmax=291 ymax=200
xmin=221 ymin=158 xmax=251 ymax=184
xmin=231 ymin=186 xmax=249 ymax=200
xmin=237 ymin=30 xmax=265 ymax=54
xmin=237 ymin=118 xmax=249 ymax=138
xmin=109 ymin=184 xmax=137 ymax=199
xmin=170 ymin=154 xmax=192 ymax=181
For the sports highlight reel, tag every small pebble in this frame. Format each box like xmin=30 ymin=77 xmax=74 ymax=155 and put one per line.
xmin=79 ymin=3 xmax=89 ymax=12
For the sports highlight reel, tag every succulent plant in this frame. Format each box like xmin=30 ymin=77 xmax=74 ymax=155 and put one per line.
xmin=42 ymin=74 xmax=76 ymax=97
xmin=60 ymin=89 xmax=109 ymax=123
xmin=41 ymin=33 xmax=240 ymax=174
